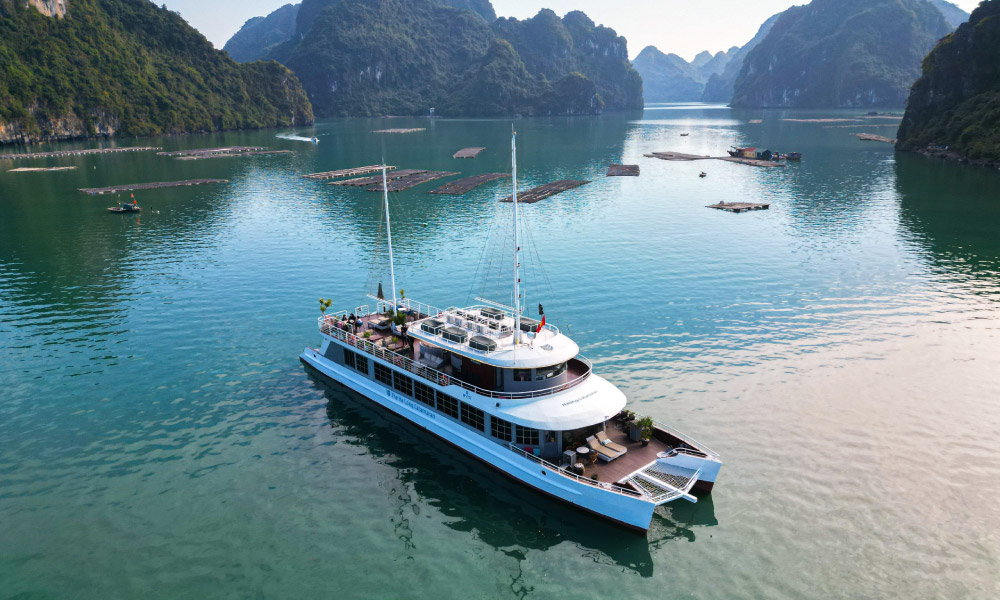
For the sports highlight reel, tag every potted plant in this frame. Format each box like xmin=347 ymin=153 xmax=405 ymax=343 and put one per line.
xmin=362 ymin=331 xmax=372 ymax=339
xmin=319 ymin=298 xmax=332 ymax=314
xmin=638 ymin=416 xmax=654 ymax=446
xmin=393 ymin=312 xmax=407 ymax=327
xmin=628 ymin=415 xmax=643 ymax=442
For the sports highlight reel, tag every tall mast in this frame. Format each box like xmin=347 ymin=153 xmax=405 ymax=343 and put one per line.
xmin=383 ymin=164 xmax=398 ymax=310
xmin=512 ymin=131 xmax=521 ymax=345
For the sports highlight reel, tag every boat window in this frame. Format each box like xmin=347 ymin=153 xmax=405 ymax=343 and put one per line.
xmin=393 ymin=372 xmax=413 ymax=396
xmin=355 ymin=355 xmax=368 ymax=375
xmin=437 ymin=393 xmax=459 ymax=419
xmin=513 ymin=368 xmax=532 ymax=382
xmin=491 ymin=417 xmax=512 ymax=442
xmin=516 ymin=426 xmax=540 ymax=446
xmin=413 ymin=381 xmax=435 ymax=407
xmin=534 ymin=362 xmax=567 ymax=380
xmin=374 ymin=363 xmax=392 ymax=386
xmin=344 ymin=348 xmax=356 ymax=370
xmin=461 ymin=403 xmax=485 ymax=432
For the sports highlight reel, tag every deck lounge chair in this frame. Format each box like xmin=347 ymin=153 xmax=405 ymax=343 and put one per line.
xmin=587 ymin=436 xmax=622 ymax=462
xmin=595 ymin=431 xmax=628 ymax=455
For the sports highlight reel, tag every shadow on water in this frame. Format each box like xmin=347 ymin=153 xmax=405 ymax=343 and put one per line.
xmin=304 ymin=367 xmax=718 ymax=578
xmin=895 ymin=153 xmax=1000 ymax=294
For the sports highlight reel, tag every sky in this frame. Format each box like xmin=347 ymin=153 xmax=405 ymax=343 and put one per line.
xmin=161 ymin=0 xmax=984 ymax=62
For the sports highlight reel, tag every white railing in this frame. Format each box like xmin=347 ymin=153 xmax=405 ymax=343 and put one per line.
xmin=654 ymin=420 xmax=720 ymax=459
xmin=318 ymin=317 xmax=592 ymax=400
xmin=507 ymin=444 xmax=643 ymax=498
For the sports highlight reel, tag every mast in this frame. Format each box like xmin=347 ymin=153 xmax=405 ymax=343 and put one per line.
xmin=383 ymin=164 xmax=398 ymax=310
xmin=512 ymin=131 xmax=521 ymax=345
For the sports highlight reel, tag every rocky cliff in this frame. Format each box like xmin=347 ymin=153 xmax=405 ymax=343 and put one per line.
xmin=730 ymin=0 xmax=954 ymax=109
xmin=0 ymin=0 xmax=313 ymax=145
xmin=701 ymin=12 xmax=781 ymax=103
xmin=272 ymin=0 xmax=640 ymax=117
xmin=223 ymin=3 xmax=299 ymax=63
xmin=897 ymin=0 xmax=1000 ymax=166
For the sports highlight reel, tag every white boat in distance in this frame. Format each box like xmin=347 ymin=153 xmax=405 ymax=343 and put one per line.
xmin=300 ymin=134 xmax=722 ymax=532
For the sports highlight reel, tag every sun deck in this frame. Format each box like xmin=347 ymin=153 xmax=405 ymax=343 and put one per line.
xmin=575 ymin=423 xmax=672 ymax=484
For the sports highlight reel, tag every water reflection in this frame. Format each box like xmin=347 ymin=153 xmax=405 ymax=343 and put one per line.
xmin=895 ymin=153 xmax=1000 ymax=297
xmin=308 ymin=369 xmax=718 ymax=577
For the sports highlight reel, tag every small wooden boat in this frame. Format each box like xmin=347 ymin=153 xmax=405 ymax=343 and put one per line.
xmin=699 ymin=172 xmax=707 ymax=178
xmin=680 ymin=133 xmax=690 ymax=137
xmin=107 ymin=202 xmax=141 ymax=213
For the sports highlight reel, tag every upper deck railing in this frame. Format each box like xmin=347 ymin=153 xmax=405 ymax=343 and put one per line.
xmin=318 ymin=315 xmax=592 ymax=400
xmin=507 ymin=444 xmax=643 ymax=498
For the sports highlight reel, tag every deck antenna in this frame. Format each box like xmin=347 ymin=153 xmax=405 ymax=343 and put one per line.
xmin=382 ymin=160 xmax=398 ymax=312
xmin=511 ymin=127 xmax=521 ymax=347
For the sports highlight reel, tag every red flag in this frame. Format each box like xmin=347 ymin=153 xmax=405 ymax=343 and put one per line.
xmin=536 ymin=315 xmax=545 ymax=333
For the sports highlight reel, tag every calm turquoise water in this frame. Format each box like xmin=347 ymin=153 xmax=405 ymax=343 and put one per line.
xmin=2 ymin=106 xmax=999 ymax=598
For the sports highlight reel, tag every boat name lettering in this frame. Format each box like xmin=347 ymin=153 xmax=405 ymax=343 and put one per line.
xmin=562 ymin=391 xmax=596 ymax=407
xmin=387 ymin=389 xmax=436 ymax=420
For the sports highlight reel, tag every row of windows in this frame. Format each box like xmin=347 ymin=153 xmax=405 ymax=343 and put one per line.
xmin=344 ymin=349 xmax=369 ymax=375
xmin=461 ymin=403 xmax=485 ymax=432
xmin=374 ymin=362 xmax=392 ymax=386
xmin=349 ymin=346 xmax=542 ymax=445
xmin=512 ymin=362 xmax=567 ymax=382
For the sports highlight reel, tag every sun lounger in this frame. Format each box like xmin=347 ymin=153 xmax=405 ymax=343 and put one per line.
xmin=587 ymin=436 xmax=621 ymax=462
xmin=595 ymin=431 xmax=628 ymax=454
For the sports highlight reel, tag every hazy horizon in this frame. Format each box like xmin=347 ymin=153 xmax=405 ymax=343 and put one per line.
xmin=161 ymin=0 xmax=983 ymax=62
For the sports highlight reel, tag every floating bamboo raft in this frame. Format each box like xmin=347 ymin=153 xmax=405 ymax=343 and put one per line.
xmin=372 ymin=128 xmax=426 ymax=134
xmin=331 ymin=169 xmax=427 ymax=187
xmin=0 ymin=146 xmax=160 ymax=160
xmin=853 ymin=133 xmax=897 ymax=144
xmin=368 ymin=171 xmax=458 ymax=192
xmin=453 ymin=147 xmax=486 ymax=159
xmin=175 ymin=150 xmax=292 ymax=161
xmin=8 ymin=166 xmax=78 ymax=173
xmin=607 ymin=164 xmax=639 ymax=176
xmin=156 ymin=146 xmax=267 ymax=157
xmin=303 ymin=165 xmax=395 ymax=180
xmin=500 ymin=180 xmax=590 ymax=203
xmin=708 ymin=202 xmax=770 ymax=213
xmin=79 ymin=179 xmax=228 ymax=195
xmin=645 ymin=151 xmax=786 ymax=168
xmin=428 ymin=173 xmax=506 ymax=194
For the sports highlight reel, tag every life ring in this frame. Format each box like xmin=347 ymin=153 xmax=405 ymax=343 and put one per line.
xmin=439 ymin=374 xmax=449 ymax=387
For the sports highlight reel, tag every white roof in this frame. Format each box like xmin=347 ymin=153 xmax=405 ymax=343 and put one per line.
xmin=409 ymin=306 xmax=579 ymax=368
xmin=485 ymin=373 xmax=626 ymax=430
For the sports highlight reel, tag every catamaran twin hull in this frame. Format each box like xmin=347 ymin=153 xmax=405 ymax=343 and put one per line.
xmin=300 ymin=309 xmax=722 ymax=532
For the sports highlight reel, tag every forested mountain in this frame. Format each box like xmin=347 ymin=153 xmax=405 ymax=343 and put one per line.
xmin=730 ymin=0 xmax=954 ymax=108
xmin=701 ymin=12 xmax=781 ymax=103
xmin=0 ymin=0 xmax=313 ymax=145
xmin=632 ymin=45 xmax=738 ymax=103
xmin=898 ymin=0 xmax=1000 ymax=166
xmin=492 ymin=9 xmax=642 ymax=111
xmin=223 ymin=3 xmax=299 ymax=62
xmin=632 ymin=47 xmax=702 ymax=102
xmin=265 ymin=0 xmax=641 ymax=117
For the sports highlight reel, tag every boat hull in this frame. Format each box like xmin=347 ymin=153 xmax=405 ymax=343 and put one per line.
xmin=299 ymin=347 xmax=658 ymax=532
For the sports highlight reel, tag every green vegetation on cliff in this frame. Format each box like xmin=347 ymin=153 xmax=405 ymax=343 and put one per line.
xmin=493 ymin=10 xmax=642 ymax=111
xmin=271 ymin=0 xmax=640 ymax=117
xmin=223 ymin=3 xmax=300 ymax=63
xmin=731 ymin=0 xmax=953 ymax=108
xmin=898 ymin=0 xmax=1000 ymax=164
xmin=0 ymin=0 xmax=313 ymax=144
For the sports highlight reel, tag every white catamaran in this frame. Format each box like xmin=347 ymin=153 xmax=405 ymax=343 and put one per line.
xmin=300 ymin=133 xmax=722 ymax=531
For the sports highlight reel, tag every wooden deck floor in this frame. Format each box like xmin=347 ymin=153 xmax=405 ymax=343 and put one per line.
xmin=500 ymin=180 xmax=590 ymax=203
xmin=578 ymin=424 xmax=670 ymax=483
xmin=428 ymin=172 xmax=506 ymax=194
